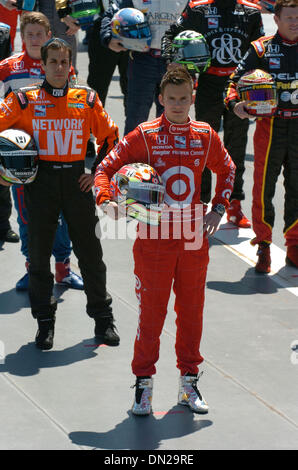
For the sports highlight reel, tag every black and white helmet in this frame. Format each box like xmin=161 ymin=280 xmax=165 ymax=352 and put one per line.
xmin=172 ymin=30 xmax=211 ymax=74
xmin=0 ymin=129 xmax=38 ymax=184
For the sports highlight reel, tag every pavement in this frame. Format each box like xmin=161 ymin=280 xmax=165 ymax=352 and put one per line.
xmin=0 ymin=15 xmax=298 ymax=452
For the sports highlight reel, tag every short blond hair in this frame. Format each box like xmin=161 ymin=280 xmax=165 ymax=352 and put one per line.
xmin=20 ymin=11 xmax=51 ymax=37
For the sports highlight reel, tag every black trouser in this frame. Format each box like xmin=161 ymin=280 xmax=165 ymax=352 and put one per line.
xmin=195 ymin=73 xmax=249 ymax=203
xmin=24 ymin=161 xmax=112 ymax=320
xmin=252 ymin=117 xmax=298 ymax=247
xmin=0 ymin=185 xmax=12 ymax=235
xmin=87 ymin=18 xmax=128 ymax=113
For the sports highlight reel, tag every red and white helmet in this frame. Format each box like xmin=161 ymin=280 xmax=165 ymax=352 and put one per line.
xmin=110 ymin=163 xmax=164 ymax=225
xmin=237 ymin=69 xmax=278 ymax=117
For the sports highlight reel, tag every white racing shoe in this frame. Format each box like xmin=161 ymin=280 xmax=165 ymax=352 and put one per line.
xmin=131 ymin=376 xmax=153 ymax=416
xmin=178 ymin=372 xmax=209 ymax=414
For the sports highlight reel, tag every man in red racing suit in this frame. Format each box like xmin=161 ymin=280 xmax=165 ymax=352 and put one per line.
xmin=224 ymin=0 xmax=298 ymax=271
xmin=95 ymin=68 xmax=235 ymax=415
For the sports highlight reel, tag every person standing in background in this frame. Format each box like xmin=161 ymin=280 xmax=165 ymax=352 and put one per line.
xmin=100 ymin=0 xmax=189 ymax=136
xmin=87 ymin=0 xmax=128 ymax=115
xmin=37 ymin=0 xmax=78 ymax=71
xmin=224 ymin=0 xmax=298 ymax=272
xmin=162 ymin=0 xmax=264 ymax=229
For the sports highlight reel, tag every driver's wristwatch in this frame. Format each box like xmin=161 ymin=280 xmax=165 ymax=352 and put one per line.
xmin=212 ymin=203 xmax=225 ymax=217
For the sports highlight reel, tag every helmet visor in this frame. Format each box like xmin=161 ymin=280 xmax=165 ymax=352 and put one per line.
xmin=0 ymin=150 xmax=38 ymax=169
xmin=71 ymin=0 xmax=99 ymax=14
xmin=240 ymin=87 xmax=276 ymax=102
xmin=121 ymin=23 xmax=151 ymax=39
xmin=181 ymin=42 xmax=209 ymax=60
xmin=127 ymin=181 xmax=164 ymax=206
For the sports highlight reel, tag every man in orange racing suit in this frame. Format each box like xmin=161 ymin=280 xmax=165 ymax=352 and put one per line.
xmin=0 ymin=11 xmax=81 ymax=292
xmin=94 ymin=68 xmax=235 ymax=415
xmin=0 ymin=37 xmax=120 ymax=349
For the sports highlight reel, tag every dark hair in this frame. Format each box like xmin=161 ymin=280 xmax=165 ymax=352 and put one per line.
xmin=275 ymin=0 xmax=298 ymax=17
xmin=40 ymin=37 xmax=72 ymax=65
xmin=160 ymin=67 xmax=193 ymax=95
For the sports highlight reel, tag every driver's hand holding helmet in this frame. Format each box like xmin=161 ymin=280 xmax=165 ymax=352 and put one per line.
xmin=235 ymin=69 xmax=278 ymax=119
xmin=100 ymin=163 xmax=165 ymax=226
xmin=68 ymin=0 xmax=101 ymax=30
xmin=110 ymin=7 xmax=152 ymax=53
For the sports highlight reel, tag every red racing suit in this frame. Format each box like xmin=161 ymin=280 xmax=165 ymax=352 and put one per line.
xmin=95 ymin=113 xmax=235 ymax=376
xmin=225 ymin=32 xmax=298 ymax=247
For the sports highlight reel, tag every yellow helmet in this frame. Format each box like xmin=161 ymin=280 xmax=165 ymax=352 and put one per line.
xmin=237 ymin=69 xmax=278 ymax=117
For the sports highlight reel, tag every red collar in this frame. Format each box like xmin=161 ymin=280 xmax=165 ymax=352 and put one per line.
xmin=162 ymin=114 xmax=191 ymax=134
